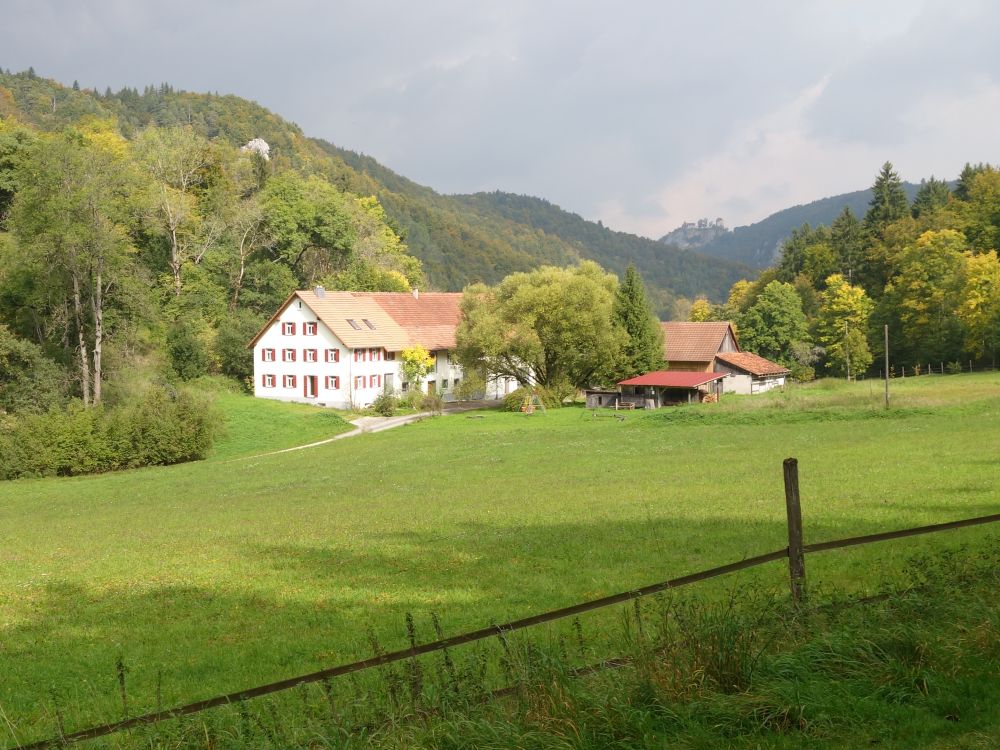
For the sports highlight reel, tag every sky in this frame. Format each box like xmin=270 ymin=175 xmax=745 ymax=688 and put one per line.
xmin=4 ymin=1 xmax=1000 ymax=238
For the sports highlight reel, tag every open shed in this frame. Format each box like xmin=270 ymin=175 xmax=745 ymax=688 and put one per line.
xmin=617 ymin=371 xmax=726 ymax=408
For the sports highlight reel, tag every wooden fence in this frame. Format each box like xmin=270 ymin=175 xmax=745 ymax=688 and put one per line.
xmin=11 ymin=458 xmax=1000 ymax=750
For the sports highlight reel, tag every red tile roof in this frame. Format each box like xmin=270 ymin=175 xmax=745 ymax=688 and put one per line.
xmin=715 ymin=351 xmax=790 ymax=376
xmin=618 ymin=371 xmax=726 ymax=388
xmin=358 ymin=292 xmax=463 ymax=350
xmin=661 ymin=321 xmax=739 ymax=362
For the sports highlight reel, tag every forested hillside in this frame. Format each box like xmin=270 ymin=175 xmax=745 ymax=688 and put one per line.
xmin=1 ymin=68 xmax=750 ymax=311
xmin=668 ymin=183 xmax=923 ymax=268
xmin=319 ymin=143 xmax=751 ymax=312
xmin=690 ymin=163 xmax=1000 ymax=380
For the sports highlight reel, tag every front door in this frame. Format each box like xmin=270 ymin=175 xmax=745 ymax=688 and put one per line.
xmin=304 ymin=375 xmax=317 ymax=398
xmin=427 ymin=380 xmax=436 ymax=395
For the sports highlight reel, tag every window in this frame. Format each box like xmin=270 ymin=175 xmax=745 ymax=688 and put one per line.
xmin=326 ymin=349 xmax=340 ymax=363
xmin=346 ymin=318 xmax=362 ymax=330
xmin=369 ymin=347 xmax=381 ymax=361
xmin=283 ymin=374 xmax=296 ymax=388
xmin=282 ymin=321 xmax=295 ymax=335
xmin=262 ymin=348 xmax=275 ymax=362
xmin=370 ymin=374 xmax=381 ymax=388
xmin=362 ymin=318 xmax=376 ymax=329
xmin=354 ymin=375 xmax=364 ymax=389
xmin=282 ymin=348 xmax=296 ymax=362
xmin=262 ymin=373 xmax=275 ymax=388
xmin=442 ymin=379 xmax=449 ymax=389
xmin=385 ymin=351 xmax=396 ymax=361
xmin=304 ymin=321 xmax=317 ymax=336
xmin=354 ymin=349 xmax=366 ymax=362
xmin=304 ymin=349 xmax=318 ymax=363
xmin=326 ymin=375 xmax=340 ymax=390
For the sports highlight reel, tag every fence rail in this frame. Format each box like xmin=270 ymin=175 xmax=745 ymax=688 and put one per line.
xmin=11 ymin=458 xmax=1000 ymax=750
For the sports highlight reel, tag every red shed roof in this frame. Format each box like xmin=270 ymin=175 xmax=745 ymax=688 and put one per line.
xmin=618 ymin=371 xmax=726 ymax=388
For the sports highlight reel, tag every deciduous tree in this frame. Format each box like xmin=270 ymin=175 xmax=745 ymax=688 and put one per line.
xmin=456 ymin=262 xmax=621 ymax=390
xmin=815 ymin=274 xmax=874 ymax=377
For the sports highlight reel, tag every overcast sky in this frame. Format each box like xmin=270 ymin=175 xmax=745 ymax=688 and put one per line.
xmin=5 ymin=1 xmax=999 ymax=238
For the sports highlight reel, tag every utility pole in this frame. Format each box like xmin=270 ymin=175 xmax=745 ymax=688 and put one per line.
xmin=884 ymin=324 xmax=890 ymax=409
xmin=845 ymin=321 xmax=851 ymax=381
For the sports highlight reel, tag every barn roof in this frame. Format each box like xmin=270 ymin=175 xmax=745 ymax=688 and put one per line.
xmin=661 ymin=321 xmax=739 ymax=362
xmin=618 ymin=371 xmax=726 ymax=388
xmin=715 ymin=351 xmax=790 ymax=376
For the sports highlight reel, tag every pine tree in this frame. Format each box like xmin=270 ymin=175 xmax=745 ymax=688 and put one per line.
xmin=611 ymin=264 xmax=664 ymax=379
xmin=955 ymin=162 xmax=993 ymax=201
xmin=864 ymin=162 xmax=909 ymax=238
xmin=830 ymin=206 xmax=865 ymax=282
xmin=911 ymin=177 xmax=952 ymax=218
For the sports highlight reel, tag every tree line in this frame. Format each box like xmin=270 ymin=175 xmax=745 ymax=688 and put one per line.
xmin=0 ymin=113 xmax=423 ymax=476
xmin=689 ymin=162 xmax=1000 ymax=377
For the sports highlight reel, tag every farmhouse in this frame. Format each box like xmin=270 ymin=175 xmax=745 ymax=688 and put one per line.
xmin=661 ymin=320 xmax=788 ymax=395
xmin=248 ymin=288 xmax=517 ymax=409
xmin=661 ymin=321 xmax=739 ymax=372
xmin=714 ymin=351 xmax=790 ymax=394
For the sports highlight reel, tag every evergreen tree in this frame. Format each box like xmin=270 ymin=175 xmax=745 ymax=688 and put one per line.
xmin=864 ymin=162 xmax=909 ymax=238
xmin=954 ymin=162 xmax=993 ymax=201
xmin=911 ymin=177 xmax=952 ymax=218
xmin=830 ymin=206 xmax=865 ymax=282
xmin=611 ymin=264 xmax=664 ymax=379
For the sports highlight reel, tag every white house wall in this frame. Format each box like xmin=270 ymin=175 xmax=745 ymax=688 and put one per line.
xmin=253 ymin=299 xmax=487 ymax=409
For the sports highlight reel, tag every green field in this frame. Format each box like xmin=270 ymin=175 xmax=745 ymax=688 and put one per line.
xmin=2 ymin=374 xmax=999 ymax=746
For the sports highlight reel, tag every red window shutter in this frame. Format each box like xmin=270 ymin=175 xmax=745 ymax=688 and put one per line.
xmin=334 ymin=349 xmax=340 ymax=363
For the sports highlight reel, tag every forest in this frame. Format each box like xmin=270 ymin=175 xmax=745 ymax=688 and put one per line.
xmin=0 ymin=70 xmax=425 ymax=476
xmin=3 ymin=67 xmax=999 ymax=475
xmin=690 ymin=162 xmax=1000 ymax=379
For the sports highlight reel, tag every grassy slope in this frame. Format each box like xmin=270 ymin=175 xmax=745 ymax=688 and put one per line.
xmin=1 ymin=374 xmax=999 ymax=744
xmin=207 ymin=390 xmax=353 ymax=460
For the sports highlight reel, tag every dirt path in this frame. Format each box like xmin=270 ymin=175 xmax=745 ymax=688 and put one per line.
xmin=230 ymin=400 xmax=500 ymax=461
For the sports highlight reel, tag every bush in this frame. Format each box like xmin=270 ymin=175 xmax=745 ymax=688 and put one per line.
xmin=167 ymin=318 xmax=213 ymax=381
xmin=0 ymin=385 xmax=220 ymax=480
xmin=502 ymin=386 xmax=563 ymax=412
xmin=946 ymin=361 xmax=964 ymax=375
xmin=370 ymin=392 xmax=398 ymax=416
xmin=455 ymin=371 xmax=487 ymax=401
xmin=420 ymin=392 xmax=444 ymax=414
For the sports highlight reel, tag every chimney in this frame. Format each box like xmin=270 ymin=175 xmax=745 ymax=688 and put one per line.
xmin=314 ymin=286 xmax=325 ymax=298
xmin=412 ymin=288 xmax=419 ymax=300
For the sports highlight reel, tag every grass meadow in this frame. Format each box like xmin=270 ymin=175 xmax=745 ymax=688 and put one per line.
xmin=1 ymin=373 xmax=999 ymax=746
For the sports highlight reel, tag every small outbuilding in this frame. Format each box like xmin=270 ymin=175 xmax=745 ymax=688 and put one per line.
xmin=584 ymin=389 xmax=622 ymax=409
xmin=714 ymin=352 xmax=790 ymax=394
xmin=617 ymin=371 xmax=726 ymax=408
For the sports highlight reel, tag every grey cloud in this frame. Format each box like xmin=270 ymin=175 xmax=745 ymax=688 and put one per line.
xmin=2 ymin=1 xmax=989 ymax=232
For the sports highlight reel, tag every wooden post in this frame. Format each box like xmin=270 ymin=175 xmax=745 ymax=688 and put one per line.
xmin=783 ymin=458 xmax=806 ymax=603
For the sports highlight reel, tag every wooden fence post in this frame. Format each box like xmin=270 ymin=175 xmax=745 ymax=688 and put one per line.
xmin=783 ymin=458 xmax=806 ymax=603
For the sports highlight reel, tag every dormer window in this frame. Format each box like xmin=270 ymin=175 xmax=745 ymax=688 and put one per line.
xmin=362 ymin=319 xmax=376 ymax=329
xmin=347 ymin=319 xmax=362 ymax=330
